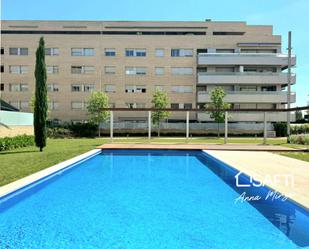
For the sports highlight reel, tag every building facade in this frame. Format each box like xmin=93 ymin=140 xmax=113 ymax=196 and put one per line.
xmin=0 ymin=20 xmax=296 ymax=123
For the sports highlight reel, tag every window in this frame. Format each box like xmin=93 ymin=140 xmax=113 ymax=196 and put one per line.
xmin=126 ymin=103 xmax=146 ymax=108
xmin=45 ymin=48 xmax=59 ymax=56
xmin=71 ymin=101 xmax=84 ymax=110
xmin=215 ymin=67 xmax=235 ymax=72
xmin=105 ymin=66 xmax=116 ymax=75
xmin=9 ymin=66 xmax=28 ymax=74
xmin=155 ymin=67 xmax=164 ymax=75
xmin=84 ymin=84 xmax=94 ymax=92
xmin=125 ymin=67 xmax=147 ymax=75
xmin=171 ymin=67 xmax=193 ymax=75
xmin=171 ymin=49 xmax=193 ymax=57
xmin=47 ymin=65 xmax=59 ymax=74
xmin=155 ymin=49 xmax=164 ymax=57
xmin=9 ymin=48 xmax=28 ymax=56
xmin=241 ymin=49 xmax=277 ymax=54
xmin=47 ymin=84 xmax=59 ymax=92
xmin=184 ymin=103 xmax=192 ymax=109
xmin=71 ymin=66 xmax=95 ymax=74
xmin=71 ymin=84 xmax=82 ymax=92
xmin=216 ymin=49 xmax=235 ymax=53
xmin=261 ymin=86 xmax=276 ymax=92
xmin=9 ymin=84 xmax=20 ymax=92
xmin=20 ymin=101 xmax=29 ymax=109
xmin=20 ymin=84 xmax=28 ymax=92
xmin=0 ymin=65 xmax=3 ymax=73
xmin=125 ymin=85 xmax=146 ymax=93
xmin=171 ymin=103 xmax=179 ymax=109
xmin=109 ymin=103 xmax=116 ymax=108
xmin=104 ymin=84 xmax=116 ymax=93
xmin=125 ymin=48 xmax=146 ymax=57
xmin=71 ymin=48 xmax=94 ymax=56
xmin=239 ymin=86 xmax=257 ymax=92
xmin=0 ymin=47 xmax=4 ymax=54
xmin=171 ymin=85 xmax=193 ymax=93
xmin=48 ymin=101 xmax=59 ymax=110
xmin=0 ymin=83 xmax=4 ymax=91
xmin=105 ymin=48 xmax=116 ymax=56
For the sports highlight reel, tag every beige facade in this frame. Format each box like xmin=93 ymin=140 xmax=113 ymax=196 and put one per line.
xmin=0 ymin=20 xmax=296 ymax=123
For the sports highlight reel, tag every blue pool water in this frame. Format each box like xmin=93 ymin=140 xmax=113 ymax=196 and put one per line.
xmin=0 ymin=150 xmax=308 ymax=249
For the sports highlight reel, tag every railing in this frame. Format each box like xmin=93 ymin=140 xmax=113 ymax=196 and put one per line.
xmin=98 ymin=106 xmax=309 ymax=144
xmin=198 ymin=72 xmax=295 ymax=76
xmin=198 ymin=53 xmax=296 ymax=58
xmin=197 ymin=91 xmax=296 ymax=95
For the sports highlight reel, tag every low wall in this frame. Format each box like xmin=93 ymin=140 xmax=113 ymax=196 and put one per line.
xmin=0 ymin=125 xmax=34 ymax=137
xmin=0 ymin=111 xmax=34 ymax=137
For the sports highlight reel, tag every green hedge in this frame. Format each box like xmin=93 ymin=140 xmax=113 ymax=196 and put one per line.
xmin=289 ymin=134 xmax=309 ymax=145
xmin=291 ymin=124 xmax=309 ymax=135
xmin=273 ymin=123 xmax=287 ymax=137
xmin=0 ymin=135 xmax=35 ymax=151
xmin=47 ymin=123 xmax=98 ymax=138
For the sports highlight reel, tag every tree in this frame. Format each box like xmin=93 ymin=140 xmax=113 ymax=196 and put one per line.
xmin=87 ymin=91 xmax=110 ymax=137
xmin=34 ymin=37 xmax=48 ymax=152
xmin=205 ymin=87 xmax=230 ymax=137
xmin=151 ymin=90 xmax=170 ymax=137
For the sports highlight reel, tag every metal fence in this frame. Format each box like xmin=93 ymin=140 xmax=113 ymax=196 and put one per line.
xmin=98 ymin=106 xmax=309 ymax=144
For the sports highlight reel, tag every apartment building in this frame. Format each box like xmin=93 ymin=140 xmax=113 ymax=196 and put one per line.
xmin=0 ymin=20 xmax=296 ymax=123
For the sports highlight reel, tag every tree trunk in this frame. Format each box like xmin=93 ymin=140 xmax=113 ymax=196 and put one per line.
xmin=98 ymin=125 xmax=101 ymax=137
xmin=40 ymin=147 xmax=43 ymax=152
xmin=217 ymin=122 xmax=220 ymax=138
xmin=158 ymin=122 xmax=160 ymax=137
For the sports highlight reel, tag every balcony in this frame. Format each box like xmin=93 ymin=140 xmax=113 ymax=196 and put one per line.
xmin=198 ymin=53 xmax=296 ymax=67
xmin=197 ymin=72 xmax=296 ymax=85
xmin=197 ymin=91 xmax=296 ymax=103
xmin=197 ymin=112 xmax=296 ymax=122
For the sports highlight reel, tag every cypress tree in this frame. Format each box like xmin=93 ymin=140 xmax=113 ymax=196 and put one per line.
xmin=34 ymin=37 xmax=48 ymax=152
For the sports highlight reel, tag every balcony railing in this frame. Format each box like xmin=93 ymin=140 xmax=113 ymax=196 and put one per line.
xmin=197 ymin=72 xmax=296 ymax=85
xmin=198 ymin=53 xmax=296 ymax=67
xmin=197 ymin=91 xmax=296 ymax=103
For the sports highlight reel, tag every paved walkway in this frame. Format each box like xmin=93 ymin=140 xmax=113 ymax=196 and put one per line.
xmin=97 ymin=143 xmax=306 ymax=152
xmin=205 ymin=150 xmax=309 ymax=210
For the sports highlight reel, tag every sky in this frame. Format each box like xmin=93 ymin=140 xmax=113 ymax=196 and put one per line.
xmin=1 ymin=0 xmax=308 ymax=106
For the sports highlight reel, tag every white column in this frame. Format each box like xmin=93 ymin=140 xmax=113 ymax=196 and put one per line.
xmin=224 ymin=111 xmax=228 ymax=144
xmin=110 ymin=111 xmax=113 ymax=141
xmin=239 ymin=65 xmax=244 ymax=73
xmin=186 ymin=111 xmax=189 ymax=141
xmin=263 ymin=112 xmax=267 ymax=145
xmin=148 ymin=111 xmax=151 ymax=141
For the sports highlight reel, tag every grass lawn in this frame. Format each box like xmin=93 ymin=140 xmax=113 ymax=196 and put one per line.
xmin=278 ymin=152 xmax=309 ymax=162
xmin=0 ymin=137 xmax=307 ymax=187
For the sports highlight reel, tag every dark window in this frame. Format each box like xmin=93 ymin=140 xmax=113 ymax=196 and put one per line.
xmin=184 ymin=103 xmax=192 ymax=109
xmin=171 ymin=103 xmax=179 ymax=109
xmin=9 ymin=48 xmax=18 ymax=55
xmin=197 ymin=49 xmax=207 ymax=54
xmin=213 ymin=32 xmax=245 ymax=36
xmin=0 ymin=65 xmax=4 ymax=73
xmin=0 ymin=83 xmax=4 ymax=91
xmin=0 ymin=48 xmax=4 ymax=54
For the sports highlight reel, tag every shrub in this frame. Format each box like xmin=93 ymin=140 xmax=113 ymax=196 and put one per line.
xmin=47 ymin=127 xmax=72 ymax=138
xmin=289 ymin=134 xmax=309 ymax=145
xmin=273 ymin=122 xmax=287 ymax=137
xmin=291 ymin=124 xmax=309 ymax=135
xmin=68 ymin=123 xmax=97 ymax=137
xmin=0 ymin=135 xmax=35 ymax=151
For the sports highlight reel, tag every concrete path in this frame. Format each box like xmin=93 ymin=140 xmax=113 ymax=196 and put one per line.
xmin=205 ymin=150 xmax=309 ymax=209
xmin=97 ymin=143 xmax=306 ymax=152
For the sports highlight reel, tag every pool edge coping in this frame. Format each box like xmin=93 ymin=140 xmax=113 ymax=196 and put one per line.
xmin=0 ymin=149 xmax=101 ymax=199
xmin=202 ymin=150 xmax=309 ymax=212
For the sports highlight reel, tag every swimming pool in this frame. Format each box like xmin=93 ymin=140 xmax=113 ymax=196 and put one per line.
xmin=0 ymin=150 xmax=308 ymax=248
